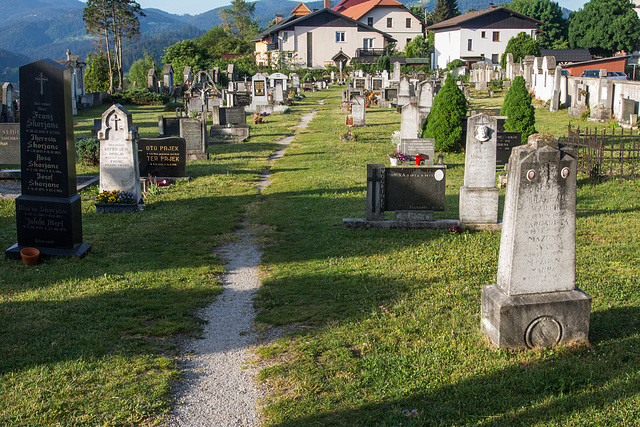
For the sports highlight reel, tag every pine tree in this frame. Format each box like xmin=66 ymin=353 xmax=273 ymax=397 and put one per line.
xmin=501 ymin=76 xmax=536 ymax=144
xmin=422 ymin=73 xmax=467 ymax=152
xmin=432 ymin=0 xmax=460 ymax=24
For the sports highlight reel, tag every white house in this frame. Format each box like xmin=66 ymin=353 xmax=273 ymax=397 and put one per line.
xmin=426 ymin=7 xmax=542 ymax=70
xmin=333 ymin=0 xmax=423 ymax=51
xmin=254 ymin=4 xmax=395 ymax=68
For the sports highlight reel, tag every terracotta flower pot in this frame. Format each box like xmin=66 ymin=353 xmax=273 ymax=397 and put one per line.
xmin=20 ymin=247 xmax=40 ymax=265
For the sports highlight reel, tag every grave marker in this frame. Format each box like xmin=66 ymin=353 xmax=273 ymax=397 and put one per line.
xmin=138 ymin=137 xmax=186 ymax=177
xmin=496 ymin=132 xmax=521 ymax=166
xmin=397 ymin=138 xmax=434 ymax=165
xmin=0 ymin=123 xmax=20 ymax=165
xmin=481 ymin=134 xmax=591 ymax=349
xmin=6 ymin=59 xmax=91 ymax=259
xmin=98 ymin=104 xmax=142 ymax=205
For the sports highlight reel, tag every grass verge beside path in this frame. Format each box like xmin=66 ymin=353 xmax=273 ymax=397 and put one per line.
xmin=255 ymin=87 xmax=640 ymax=425
xmin=0 ymin=95 xmax=319 ymax=425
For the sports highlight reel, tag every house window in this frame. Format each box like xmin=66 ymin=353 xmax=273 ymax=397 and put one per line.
xmin=336 ymin=31 xmax=346 ymax=42
xmin=406 ymin=18 xmax=411 ymax=28
xmin=282 ymin=32 xmax=288 ymax=43
xmin=467 ymin=39 xmax=472 ymax=51
xmin=407 ymin=38 xmax=412 ymax=46
xmin=492 ymin=54 xmax=499 ymax=64
xmin=387 ymin=18 xmax=393 ymax=28
xmin=363 ymin=38 xmax=375 ymax=49
xmin=368 ymin=17 xmax=373 ymax=26
xmin=481 ymin=31 xmax=486 ymax=38
xmin=493 ymin=31 xmax=500 ymax=41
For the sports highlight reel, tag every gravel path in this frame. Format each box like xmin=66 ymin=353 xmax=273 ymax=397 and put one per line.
xmin=166 ymin=108 xmax=318 ymax=426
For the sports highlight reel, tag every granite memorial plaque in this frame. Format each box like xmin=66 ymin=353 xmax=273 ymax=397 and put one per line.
xmin=179 ymin=118 xmax=205 ymax=151
xmin=6 ymin=59 xmax=90 ymax=259
xmin=219 ymin=107 xmax=246 ymax=125
xmin=385 ymin=167 xmax=446 ymax=211
xmin=138 ymin=137 xmax=186 ymax=177
xmin=159 ymin=116 xmax=181 ymax=137
xmin=372 ymin=78 xmax=382 ymax=91
xmin=496 ymin=132 xmax=521 ymax=166
xmin=0 ymin=123 xmax=20 ymax=165
xmin=397 ymin=138 xmax=435 ymax=165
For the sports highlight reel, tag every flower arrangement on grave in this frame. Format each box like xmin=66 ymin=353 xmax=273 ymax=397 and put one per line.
xmin=97 ymin=190 xmax=135 ymax=205
xmin=387 ymin=150 xmax=409 ymax=163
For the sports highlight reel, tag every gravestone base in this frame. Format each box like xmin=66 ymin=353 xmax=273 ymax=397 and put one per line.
xmin=343 ymin=218 xmax=458 ymax=230
xmin=459 ymin=187 xmax=499 ymax=224
xmin=186 ymin=150 xmax=209 ymax=162
xmin=481 ymin=284 xmax=591 ymax=349
xmin=6 ymin=242 xmax=91 ymax=260
xmin=395 ymin=210 xmax=433 ymax=221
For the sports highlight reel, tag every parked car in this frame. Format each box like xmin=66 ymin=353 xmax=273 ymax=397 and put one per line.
xmin=580 ymin=70 xmax=600 ymax=78
xmin=607 ymin=71 xmax=628 ymax=80
xmin=580 ymin=69 xmax=628 ymax=79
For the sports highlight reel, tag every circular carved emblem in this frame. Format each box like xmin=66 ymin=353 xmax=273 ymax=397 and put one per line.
xmin=561 ymin=167 xmax=570 ymax=179
xmin=434 ymin=169 xmax=444 ymax=181
xmin=525 ymin=316 xmax=563 ymax=348
xmin=526 ymin=169 xmax=536 ymax=181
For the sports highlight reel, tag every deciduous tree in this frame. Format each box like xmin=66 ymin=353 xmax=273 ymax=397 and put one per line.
xmin=85 ymin=51 xmax=117 ymax=92
xmin=500 ymin=32 xmax=540 ymax=68
xmin=568 ymin=0 xmax=640 ymax=57
xmin=508 ymin=0 xmax=568 ymax=49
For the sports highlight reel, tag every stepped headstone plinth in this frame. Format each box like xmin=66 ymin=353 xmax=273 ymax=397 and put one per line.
xmin=6 ymin=59 xmax=91 ymax=259
xmin=481 ymin=134 xmax=591 ymax=349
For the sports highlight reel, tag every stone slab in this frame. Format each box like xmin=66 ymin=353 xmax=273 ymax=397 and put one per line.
xmin=459 ymin=186 xmax=499 ymax=224
xmin=385 ymin=167 xmax=446 ymax=211
xmin=481 ymin=284 xmax=591 ymax=349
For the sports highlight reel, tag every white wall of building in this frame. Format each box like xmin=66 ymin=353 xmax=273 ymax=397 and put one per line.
xmin=357 ymin=9 xmax=422 ymax=51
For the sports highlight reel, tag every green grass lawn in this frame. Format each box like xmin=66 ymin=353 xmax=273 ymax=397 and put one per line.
xmin=1 ymin=87 xmax=639 ymax=425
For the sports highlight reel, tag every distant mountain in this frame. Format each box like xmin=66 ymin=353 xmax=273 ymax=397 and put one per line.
xmin=0 ymin=0 xmax=84 ymax=25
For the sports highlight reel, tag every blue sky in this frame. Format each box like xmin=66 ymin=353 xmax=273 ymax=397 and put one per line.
xmin=81 ymin=0 xmax=591 ymax=16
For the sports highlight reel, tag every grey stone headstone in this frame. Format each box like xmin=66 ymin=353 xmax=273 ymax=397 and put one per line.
xmin=351 ymin=95 xmax=366 ymax=127
xmin=400 ymin=103 xmax=420 ymax=139
xmin=482 ymin=134 xmax=591 ymax=349
xmin=621 ymin=98 xmax=636 ymax=124
xmin=397 ymin=138 xmax=434 ymax=165
xmin=274 ymin=82 xmax=285 ymax=104
xmin=179 ymin=118 xmax=206 ymax=152
xmin=98 ymin=104 xmax=142 ymax=204
xmin=459 ymin=114 xmax=499 ymax=224
xmin=0 ymin=123 xmax=20 ymax=164
xmin=219 ymin=107 xmax=246 ymax=126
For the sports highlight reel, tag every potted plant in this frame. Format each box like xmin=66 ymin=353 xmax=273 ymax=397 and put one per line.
xmin=95 ymin=190 xmax=139 ymax=213
xmin=387 ymin=150 xmax=409 ymax=166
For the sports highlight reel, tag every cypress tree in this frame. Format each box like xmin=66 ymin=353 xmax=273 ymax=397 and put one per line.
xmin=422 ymin=74 xmax=467 ymax=152
xmin=501 ymin=76 xmax=536 ymax=144
xmin=432 ymin=0 xmax=460 ymax=24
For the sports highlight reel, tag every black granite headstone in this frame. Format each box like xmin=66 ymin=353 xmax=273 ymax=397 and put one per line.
xmin=384 ymin=167 xmax=446 ymax=211
xmin=372 ymin=79 xmax=382 ymax=90
xmin=138 ymin=137 xmax=186 ymax=177
xmin=385 ymin=88 xmax=398 ymax=101
xmin=235 ymin=93 xmax=251 ymax=107
xmin=6 ymin=59 xmax=90 ymax=259
xmin=0 ymin=123 xmax=20 ymax=165
xmin=163 ymin=117 xmax=181 ymax=136
xmin=496 ymin=132 xmax=522 ymax=166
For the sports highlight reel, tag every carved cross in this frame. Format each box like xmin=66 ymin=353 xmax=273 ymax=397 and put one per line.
xmin=35 ymin=73 xmax=48 ymax=96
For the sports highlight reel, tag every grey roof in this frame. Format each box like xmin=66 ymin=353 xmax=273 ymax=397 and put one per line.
xmin=539 ymin=49 xmax=592 ymax=63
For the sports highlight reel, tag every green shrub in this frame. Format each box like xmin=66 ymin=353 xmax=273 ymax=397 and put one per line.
xmin=76 ymin=137 xmax=100 ymax=166
xmin=110 ymin=87 xmax=169 ymax=106
xmin=164 ymin=101 xmax=183 ymax=112
xmin=422 ymin=73 xmax=467 ymax=152
xmin=500 ymin=76 xmax=536 ymax=144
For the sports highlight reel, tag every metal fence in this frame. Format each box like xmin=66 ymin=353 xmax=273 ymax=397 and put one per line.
xmin=561 ymin=125 xmax=640 ymax=179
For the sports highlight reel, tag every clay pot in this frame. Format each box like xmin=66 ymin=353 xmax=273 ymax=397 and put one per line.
xmin=20 ymin=247 xmax=40 ymax=266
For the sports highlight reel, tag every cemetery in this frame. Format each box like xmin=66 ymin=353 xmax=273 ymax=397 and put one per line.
xmin=1 ymin=66 xmax=639 ymax=426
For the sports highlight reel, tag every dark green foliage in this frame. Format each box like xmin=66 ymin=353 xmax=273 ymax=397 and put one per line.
xmin=85 ymin=52 xmax=117 ymax=93
xmin=422 ymin=74 xmax=467 ymax=152
xmin=162 ymin=39 xmax=209 ymax=85
xmin=195 ymin=27 xmax=253 ymax=61
xmin=129 ymin=52 xmax=161 ymax=88
xmin=446 ymin=59 xmax=466 ymax=71
xmin=508 ymin=0 xmax=568 ymax=49
xmin=500 ymin=32 xmax=540 ymax=68
xmin=376 ymin=55 xmax=391 ymax=72
xmin=432 ymin=0 xmax=460 ymax=23
xmin=405 ymin=36 xmax=430 ymax=58
xmin=501 ymin=76 xmax=535 ymax=144
xmin=76 ymin=137 xmax=100 ymax=166
xmin=568 ymin=0 xmax=640 ymax=57
xmin=109 ymin=87 xmax=168 ymax=105
xmin=218 ymin=0 xmax=258 ymax=41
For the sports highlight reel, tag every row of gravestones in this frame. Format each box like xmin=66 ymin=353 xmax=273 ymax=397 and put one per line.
xmin=345 ymin=112 xmax=590 ymax=350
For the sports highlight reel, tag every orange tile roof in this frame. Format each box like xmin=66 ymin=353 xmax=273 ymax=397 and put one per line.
xmin=338 ymin=0 xmax=404 ymax=19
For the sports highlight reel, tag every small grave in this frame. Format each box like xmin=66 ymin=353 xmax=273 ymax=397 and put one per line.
xmin=138 ymin=137 xmax=187 ymax=179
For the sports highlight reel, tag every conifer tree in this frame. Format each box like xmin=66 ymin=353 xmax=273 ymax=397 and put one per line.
xmin=500 ymin=76 xmax=536 ymax=144
xmin=422 ymin=73 xmax=467 ymax=152
xmin=432 ymin=0 xmax=460 ymax=24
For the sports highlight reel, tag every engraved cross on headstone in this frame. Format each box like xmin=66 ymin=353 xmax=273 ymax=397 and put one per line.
xmin=111 ymin=114 xmax=121 ymax=131
xmin=35 ymin=72 xmax=48 ymax=95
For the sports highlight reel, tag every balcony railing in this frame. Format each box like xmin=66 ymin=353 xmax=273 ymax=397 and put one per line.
xmin=355 ymin=48 xmax=388 ymax=57
xmin=267 ymin=42 xmax=278 ymax=51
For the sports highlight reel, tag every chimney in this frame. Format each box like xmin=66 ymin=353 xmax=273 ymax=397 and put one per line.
xmin=275 ymin=13 xmax=283 ymax=24
xmin=324 ymin=0 xmax=330 ymax=8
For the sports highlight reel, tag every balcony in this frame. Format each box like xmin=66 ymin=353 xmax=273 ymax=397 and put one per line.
xmin=266 ymin=41 xmax=278 ymax=51
xmin=355 ymin=48 xmax=388 ymax=58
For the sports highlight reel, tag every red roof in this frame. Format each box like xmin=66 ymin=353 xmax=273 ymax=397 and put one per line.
xmin=337 ymin=0 xmax=404 ymax=20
